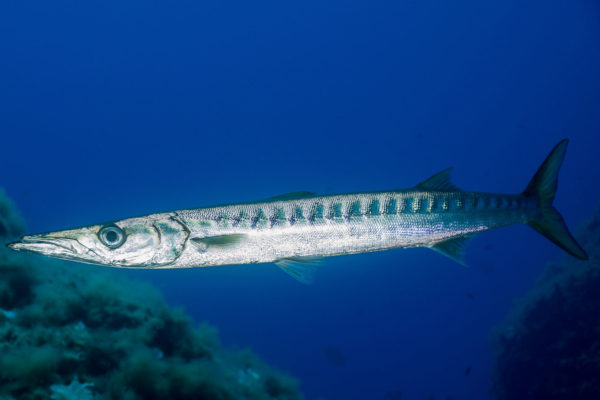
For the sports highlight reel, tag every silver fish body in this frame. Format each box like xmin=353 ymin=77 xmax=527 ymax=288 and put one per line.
xmin=7 ymin=140 xmax=588 ymax=281
xmin=172 ymin=189 xmax=536 ymax=268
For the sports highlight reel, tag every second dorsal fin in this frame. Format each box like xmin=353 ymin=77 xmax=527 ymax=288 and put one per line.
xmin=416 ymin=168 xmax=460 ymax=192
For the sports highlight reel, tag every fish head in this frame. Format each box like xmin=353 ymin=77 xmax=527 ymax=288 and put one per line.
xmin=7 ymin=214 xmax=190 ymax=268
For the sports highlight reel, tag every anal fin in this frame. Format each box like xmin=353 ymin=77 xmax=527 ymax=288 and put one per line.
xmin=430 ymin=237 xmax=469 ymax=266
xmin=275 ymin=256 xmax=322 ymax=284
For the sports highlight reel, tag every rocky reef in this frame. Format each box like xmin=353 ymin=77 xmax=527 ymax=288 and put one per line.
xmin=492 ymin=206 xmax=600 ymax=400
xmin=0 ymin=189 xmax=302 ymax=400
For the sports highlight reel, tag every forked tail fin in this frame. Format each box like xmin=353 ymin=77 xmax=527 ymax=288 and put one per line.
xmin=523 ymin=139 xmax=588 ymax=260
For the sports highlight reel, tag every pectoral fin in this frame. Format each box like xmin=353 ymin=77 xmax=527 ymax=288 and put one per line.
xmin=275 ymin=256 xmax=322 ymax=284
xmin=190 ymin=234 xmax=246 ymax=252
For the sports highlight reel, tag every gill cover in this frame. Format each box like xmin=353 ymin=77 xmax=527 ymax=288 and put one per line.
xmin=88 ymin=215 xmax=190 ymax=267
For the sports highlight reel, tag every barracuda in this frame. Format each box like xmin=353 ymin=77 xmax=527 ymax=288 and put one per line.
xmin=7 ymin=140 xmax=587 ymax=283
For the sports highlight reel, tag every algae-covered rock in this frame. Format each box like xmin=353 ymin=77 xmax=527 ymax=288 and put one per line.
xmin=0 ymin=189 xmax=302 ymax=400
xmin=0 ymin=189 xmax=25 ymax=239
xmin=492 ymin=206 xmax=600 ymax=400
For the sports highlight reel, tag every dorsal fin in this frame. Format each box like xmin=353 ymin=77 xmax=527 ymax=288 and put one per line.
xmin=416 ymin=168 xmax=460 ymax=192
xmin=265 ymin=191 xmax=317 ymax=201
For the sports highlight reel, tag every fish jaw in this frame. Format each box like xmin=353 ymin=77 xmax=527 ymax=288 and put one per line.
xmin=7 ymin=230 xmax=103 ymax=265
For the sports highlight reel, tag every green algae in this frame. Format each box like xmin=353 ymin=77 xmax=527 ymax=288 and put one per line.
xmin=0 ymin=189 xmax=302 ymax=400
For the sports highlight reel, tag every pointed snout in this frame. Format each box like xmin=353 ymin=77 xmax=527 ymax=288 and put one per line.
xmin=6 ymin=232 xmax=82 ymax=258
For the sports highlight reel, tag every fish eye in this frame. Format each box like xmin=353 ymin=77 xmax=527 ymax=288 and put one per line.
xmin=98 ymin=225 xmax=125 ymax=249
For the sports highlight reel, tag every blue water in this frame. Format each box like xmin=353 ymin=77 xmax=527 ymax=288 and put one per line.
xmin=1 ymin=1 xmax=599 ymax=399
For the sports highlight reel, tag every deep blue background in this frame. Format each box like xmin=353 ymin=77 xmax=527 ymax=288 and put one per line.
xmin=1 ymin=1 xmax=599 ymax=399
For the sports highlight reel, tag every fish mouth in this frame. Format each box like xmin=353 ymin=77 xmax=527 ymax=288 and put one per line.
xmin=6 ymin=234 xmax=96 ymax=263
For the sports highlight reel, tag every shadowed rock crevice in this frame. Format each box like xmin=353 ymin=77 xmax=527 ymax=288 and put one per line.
xmin=492 ymin=205 xmax=600 ymax=400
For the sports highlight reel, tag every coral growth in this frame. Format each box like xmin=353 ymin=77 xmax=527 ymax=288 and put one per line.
xmin=0 ymin=189 xmax=301 ymax=400
xmin=492 ymin=206 xmax=600 ymax=400
xmin=50 ymin=377 xmax=95 ymax=400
